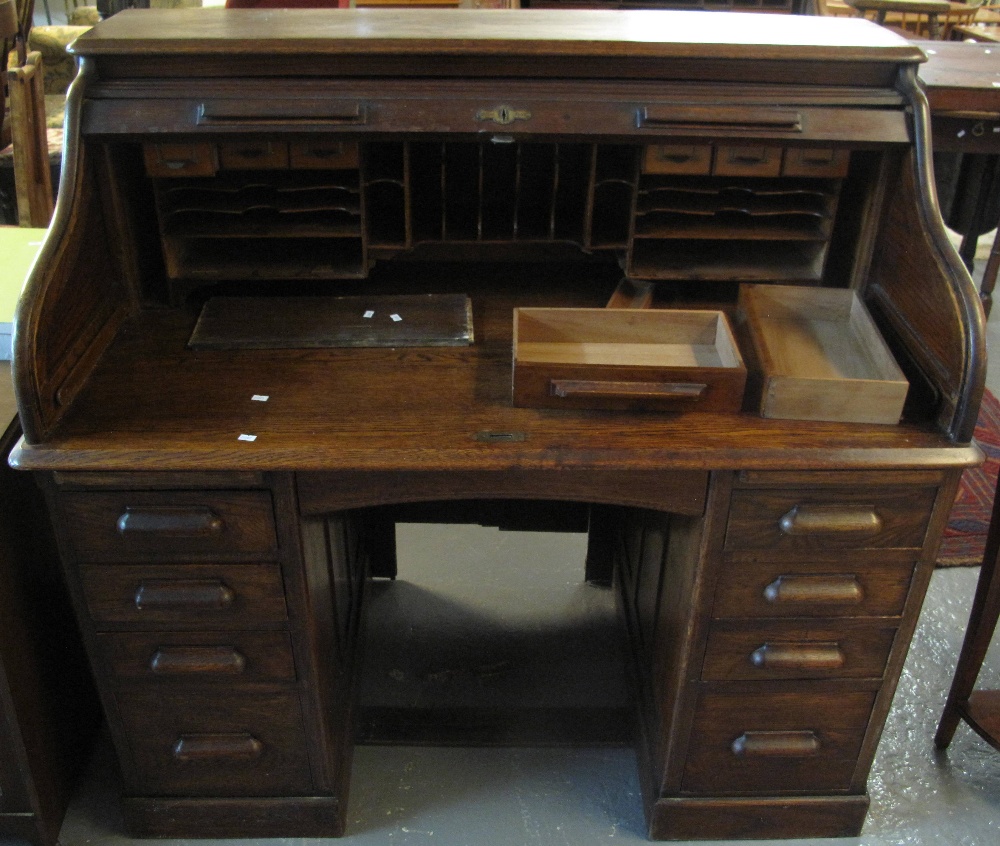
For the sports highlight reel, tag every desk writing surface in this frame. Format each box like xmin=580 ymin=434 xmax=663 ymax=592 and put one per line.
xmin=10 ymin=267 xmax=978 ymax=474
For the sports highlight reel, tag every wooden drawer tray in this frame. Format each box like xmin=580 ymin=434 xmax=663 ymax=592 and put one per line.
xmin=512 ymin=307 xmax=746 ymax=412
xmin=739 ymin=284 xmax=908 ymax=424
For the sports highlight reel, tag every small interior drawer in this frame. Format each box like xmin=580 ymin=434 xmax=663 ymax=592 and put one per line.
xmin=512 ymin=307 xmax=746 ymax=412
xmin=713 ymin=145 xmax=783 ymax=177
xmin=642 ymin=144 xmax=712 ymax=175
xmin=97 ymin=630 xmax=296 ymax=683
xmin=218 ymin=140 xmax=290 ymax=170
xmin=144 ymin=142 xmax=218 ymax=178
xmin=782 ymin=147 xmax=850 ymax=178
xmin=115 ymin=688 xmax=313 ymax=796
xmin=702 ymin=622 xmax=897 ymax=681
xmin=81 ymin=563 xmax=288 ymax=627
xmin=289 ymin=140 xmax=359 ymax=169
xmin=58 ymin=490 xmax=277 ymax=562
xmin=681 ymin=689 xmax=875 ymax=795
xmin=725 ymin=487 xmax=937 ymax=551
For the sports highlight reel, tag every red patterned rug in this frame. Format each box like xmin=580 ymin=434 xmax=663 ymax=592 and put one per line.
xmin=938 ymin=388 xmax=1000 ymax=567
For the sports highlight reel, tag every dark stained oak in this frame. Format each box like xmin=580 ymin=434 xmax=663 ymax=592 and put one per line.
xmin=7 ymin=9 xmax=987 ymax=842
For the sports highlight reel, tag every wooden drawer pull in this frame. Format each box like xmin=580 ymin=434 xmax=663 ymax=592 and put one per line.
xmin=198 ymin=100 xmax=366 ymax=125
xmin=728 ymin=150 xmax=771 ymax=165
xmin=150 ymin=646 xmax=247 ymax=676
xmin=173 ymin=733 xmax=263 ymax=762
xmin=731 ymin=730 xmax=821 ymax=758
xmin=656 ymin=147 xmax=699 ymax=164
xmin=778 ymin=505 xmax=882 ymax=537
xmin=117 ymin=506 xmax=223 ymax=536
xmin=750 ymin=642 xmax=845 ymax=671
xmin=763 ymin=574 xmax=864 ymax=605
xmin=134 ymin=579 xmax=235 ymax=611
xmin=550 ymin=380 xmax=707 ymax=400
xmin=638 ymin=106 xmax=801 ymax=132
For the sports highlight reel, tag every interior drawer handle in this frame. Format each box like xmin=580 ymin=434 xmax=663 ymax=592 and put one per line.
xmin=134 ymin=579 xmax=235 ymax=610
xmin=750 ymin=641 xmax=845 ymax=671
xmin=728 ymin=151 xmax=771 ymax=165
xmin=150 ymin=646 xmax=247 ymax=676
xmin=731 ymin=730 xmax=821 ymax=758
xmin=638 ymin=106 xmax=802 ymax=133
xmin=550 ymin=380 xmax=707 ymax=400
xmin=763 ymin=574 xmax=864 ymax=605
xmin=117 ymin=506 xmax=223 ymax=536
xmin=198 ymin=100 xmax=366 ymax=126
xmin=778 ymin=505 xmax=882 ymax=537
xmin=173 ymin=733 xmax=263 ymax=762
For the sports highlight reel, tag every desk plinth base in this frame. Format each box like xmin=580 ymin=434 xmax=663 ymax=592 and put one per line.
xmin=648 ymin=794 xmax=870 ymax=841
xmin=123 ymin=795 xmax=344 ymax=839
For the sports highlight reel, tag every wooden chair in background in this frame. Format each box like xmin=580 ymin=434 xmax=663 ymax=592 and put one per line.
xmin=5 ymin=48 xmax=53 ymax=227
xmin=827 ymin=0 xmax=981 ymax=40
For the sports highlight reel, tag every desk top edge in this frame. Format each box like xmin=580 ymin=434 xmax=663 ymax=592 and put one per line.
xmin=68 ymin=8 xmax=926 ymax=64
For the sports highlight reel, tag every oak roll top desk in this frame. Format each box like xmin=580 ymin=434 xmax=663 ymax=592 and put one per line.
xmin=7 ymin=8 xmax=988 ymax=841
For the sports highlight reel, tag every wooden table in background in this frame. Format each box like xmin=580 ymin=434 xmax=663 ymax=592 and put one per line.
xmin=920 ymin=40 xmax=1000 ymax=314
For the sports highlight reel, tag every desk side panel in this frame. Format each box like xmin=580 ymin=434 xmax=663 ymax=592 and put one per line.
xmin=865 ymin=68 xmax=986 ymax=442
xmin=12 ymin=61 xmax=133 ymax=445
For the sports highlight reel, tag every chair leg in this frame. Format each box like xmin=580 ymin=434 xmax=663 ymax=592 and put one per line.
xmin=979 ymin=226 xmax=1000 ymax=319
xmin=936 ymin=473 xmax=1000 ymax=748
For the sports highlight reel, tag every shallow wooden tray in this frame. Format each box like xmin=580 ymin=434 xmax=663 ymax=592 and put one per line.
xmin=512 ymin=307 xmax=746 ymax=412
xmin=739 ymin=284 xmax=908 ymax=424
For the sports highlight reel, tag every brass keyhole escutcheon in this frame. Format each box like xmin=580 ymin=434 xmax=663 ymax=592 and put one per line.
xmin=476 ymin=106 xmax=531 ymax=126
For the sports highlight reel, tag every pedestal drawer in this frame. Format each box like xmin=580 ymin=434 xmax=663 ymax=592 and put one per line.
xmin=97 ymin=631 xmax=296 ymax=683
xmin=702 ymin=623 xmax=897 ymax=681
xmin=115 ymin=688 xmax=313 ymax=796
xmin=681 ymin=690 xmax=875 ymax=795
xmin=59 ymin=490 xmax=277 ymax=561
xmin=713 ymin=552 xmax=915 ymax=619
xmin=725 ymin=487 xmax=936 ymax=551
xmin=81 ymin=564 xmax=288 ymax=627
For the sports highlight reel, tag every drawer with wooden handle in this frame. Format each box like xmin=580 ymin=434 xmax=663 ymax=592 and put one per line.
xmin=713 ymin=551 xmax=916 ymax=619
xmin=702 ymin=623 xmax=897 ymax=681
xmin=681 ymin=689 xmax=875 ymax=795
xmin=289 ymin=140 xmax=359 ymax=169
xmin=81 ymin=563 xmax=287 ymax=627
xmin=713 ymin=145 xmax=783 ymax=177
xmin=724 ymin=487 xmax=937 ymax=551
xmin=218 ymin=140 xmax=290 ymax=170
xmin=641 ymin=144 xmax=712 ymax=175
xmin=782 ymin=147 xmax=850 ymax=178
xmin=96 ymin=630 xmax=296 ymax=683
xmin=144 ymin=142 xmax=218 ymax=178
xmin=58 ymin=490 xmax=277 ymax=561
xmin=115 ymin=688 xmax=313 ymax=796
